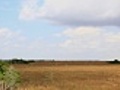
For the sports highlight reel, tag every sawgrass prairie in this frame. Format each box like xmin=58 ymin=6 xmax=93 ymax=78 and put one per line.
xmin=14 ymin=61 xmax=120 ymax=90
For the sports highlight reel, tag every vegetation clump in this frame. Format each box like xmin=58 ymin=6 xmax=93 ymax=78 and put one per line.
xmin=9 ymin=58 xmax=35 ymax=64
xmin=108 ymin=59 xmax=120 ymax=64
xmin=0 ymin=61 xmax=20 ymax=90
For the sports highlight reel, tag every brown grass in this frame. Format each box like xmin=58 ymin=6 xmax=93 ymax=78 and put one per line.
xmin=14 ymin=62 xmax=120 ymax=90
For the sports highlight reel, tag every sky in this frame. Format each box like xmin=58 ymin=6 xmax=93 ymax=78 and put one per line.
xmin=0 ymin=0 xmax=120 ymax=60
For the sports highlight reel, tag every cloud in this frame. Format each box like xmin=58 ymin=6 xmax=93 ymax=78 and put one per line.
xmin=39 ymin=0 xmax=120 ymax=26
xmin=19 ymin=0 xmax=39 ymax=20
xmin=57 ymin=27 xmax=120 ymax=59
xmin=0 ymin=28 xmax=26 ymax=50
xmin=0 ymin=27 xmax=59 ymax=59
xmin=19 ymin=0 xmax=120 ymax=26
xmin=18 ymin=0 xmax=120 ymax=60
xmin=1 ymin=27 xmax=120 ymax=60
xmin=0 ymin=28 xmax=34 ymax=59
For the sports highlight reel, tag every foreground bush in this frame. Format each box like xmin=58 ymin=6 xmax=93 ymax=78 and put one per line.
xmin=0 ymin=61 xmax=20 ymax=90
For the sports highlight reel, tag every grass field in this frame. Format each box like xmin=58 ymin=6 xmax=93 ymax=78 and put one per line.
xmin=14 ymin=61 xmax=120 ymax=90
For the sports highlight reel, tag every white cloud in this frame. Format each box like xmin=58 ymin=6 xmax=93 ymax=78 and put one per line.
xmin=39 ymin=0 xmax=120 ymax=26
xmin=0 ymin=28 xmax=35 ymax=59
xmin=19 ymin=0 xmax=39 ymax=20
xmin=0 ymin=28 xmax=26 ymax=50
xmin=0 ymin=28 xmax=58 ymax=59
xmin=61 ymin=27 xmax=101 ymax=37
xmin=18 ymin=0 xmax=120 ymax=60
xmin=57 ymin=27 xmax=120 ymax=59
xmin=1 ymin=27 xmax=120 ymax=60
xmin=20 ymin=0 xmax=120 ymax=26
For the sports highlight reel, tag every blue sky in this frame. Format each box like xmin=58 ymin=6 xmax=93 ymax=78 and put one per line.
xmin=0 ymin=0 xmax=120 ymax=60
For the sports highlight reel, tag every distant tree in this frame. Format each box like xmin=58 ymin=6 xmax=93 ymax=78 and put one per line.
xmin=11 ymin=58 xmax=36 ymax=64
xmin=114 ymin=59 xmax=119 ymax=63
xmin=10 ymin=58 xmax=29 ymax=64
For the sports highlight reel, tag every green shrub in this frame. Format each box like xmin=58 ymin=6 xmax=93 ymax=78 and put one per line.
xmin=0 ymin=61 xmax=20 ymax=90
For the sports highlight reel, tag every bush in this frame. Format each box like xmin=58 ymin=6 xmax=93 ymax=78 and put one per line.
xmin=108 ymin=59 xmax=120 ymax=64
xmin=9 ymin=58 xmax=35 ymax=64
xmin=114 ymin=59 xmax=119 ymax=63
xmin=0 ymin=61 xmax=20 ymax=90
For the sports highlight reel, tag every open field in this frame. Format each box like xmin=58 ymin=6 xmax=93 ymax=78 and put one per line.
xmin=14 ymin=61 xmax=120 ymax=90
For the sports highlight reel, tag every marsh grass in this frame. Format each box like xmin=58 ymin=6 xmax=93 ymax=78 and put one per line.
xmin=14 ymin=63 xmax=120 ymax=90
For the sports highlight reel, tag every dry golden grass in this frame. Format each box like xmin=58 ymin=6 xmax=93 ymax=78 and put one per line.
xmin=14 ymin=62 xmax=120 ymax=90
